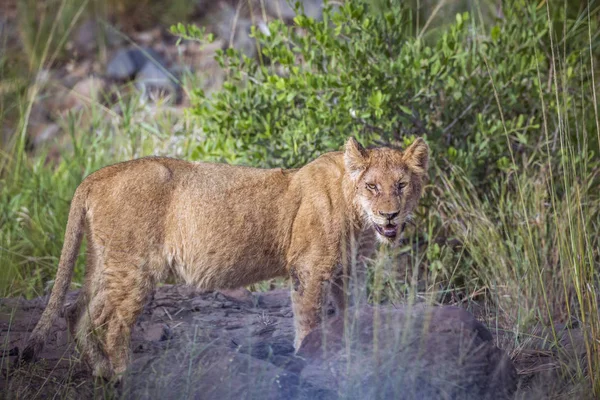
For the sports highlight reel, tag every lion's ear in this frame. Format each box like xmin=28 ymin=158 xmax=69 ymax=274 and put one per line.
xmin=344 ymin=137 xmax=368 ymax=179
xmin=403 ymin=138 xmax=429 ymax=175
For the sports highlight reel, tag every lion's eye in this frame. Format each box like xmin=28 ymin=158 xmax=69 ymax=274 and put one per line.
xmin=366 ymin=183 xmax=378 ymax=191
xmin=397 ymin=182 xmax=407 ymax=191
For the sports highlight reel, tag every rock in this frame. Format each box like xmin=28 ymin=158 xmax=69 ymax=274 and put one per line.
xmin=525 ymin=322 xmax=587 ymax=358
xmin=256 ymin=289 xmax=292 ymax=309
xmin=135 ymin=61 xmax=177 ymax=102
xmin=28 ymin=123 xmax=60 ymax=148
xmin=73 ymin=76 xmax=106 ymax=101
xmin=121 ymin=342 xmax=337 ymax=400
xmin=234 ymin=335 xmax=296 ymax=360
xmin=218 ymin=288 xmax=255 ymax=306
xmin=214 ymin=4 xmax=257 ymax=58
xmin=129 ymin=48 xmax=164 ymax=71
xmin=72 ymin=19 xmax=124 ymax=55
xmin=106 ymin=49 xmax=136 ymax=80
xmin=133 ymin=28 xmax=162 ymax=46
xmin=72 ymin=19 xmax=97 ymax=54
xmin=35 ymin=69 xmax=52 ymax=85
xmin=121 ymin=346 xmax=301 ymax=400
xmin=106 ymin=47 xmax=165 ymax=80
xmin=62 ymin=77 xmax=107 ymax=112
xmin=510 ymin=322 xmax=590 ymax=398
xmin=61 ymin=59 xmax=94 ymax=87
xmin=105 ymin=46 xmax=177 ymax=102
xmin=1 ymin=286 xmax=520 ymax=399
xmin=137 ymin=321 xmax=171 ymax=342
xmin=265 ymin=0 xmax=323 ymax=22
xmin=297 ymin=304 xmax=518 ymax=400
xmin=191 ymin=0 xmax=324 ymax=70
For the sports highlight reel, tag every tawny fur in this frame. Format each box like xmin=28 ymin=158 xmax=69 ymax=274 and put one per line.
xmin=22 ymin=137 xmax=429 ymax=378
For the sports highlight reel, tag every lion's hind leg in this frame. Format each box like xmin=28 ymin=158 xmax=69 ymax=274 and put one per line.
xmin=290 ymin=265 xmax=334 ymax=350
xmin=73 ymin=255 xmax=153 ymax=378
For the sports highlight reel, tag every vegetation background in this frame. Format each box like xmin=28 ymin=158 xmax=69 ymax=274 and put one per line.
xmin=0 ymin=0 xmax=598 ymax=397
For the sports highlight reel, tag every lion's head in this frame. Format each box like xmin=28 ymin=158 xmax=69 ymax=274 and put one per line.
xmin=344 ymin=137 xmax=429 ymax=243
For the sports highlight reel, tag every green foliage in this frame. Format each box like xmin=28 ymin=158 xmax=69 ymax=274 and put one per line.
xmin=170 ymin=23 xmax=214 ymax=43
xmin=0 ymin=147 xmax=90 ymax=296
xmin=17 ymin=0 xmax=88 ymax=68
xmin=184 ymin=0 xmax=598 ymax=189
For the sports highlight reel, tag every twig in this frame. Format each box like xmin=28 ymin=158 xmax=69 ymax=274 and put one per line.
xmin=442 ymin=102 xmax=475 ymax=134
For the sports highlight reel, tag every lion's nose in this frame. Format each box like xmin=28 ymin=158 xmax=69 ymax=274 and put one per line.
xmin=379 ymin=211 xmax=399 ymax=220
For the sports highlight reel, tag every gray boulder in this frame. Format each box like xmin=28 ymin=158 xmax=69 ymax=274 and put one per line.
xmin=106 ymin=47 xmax=165 ymax=80
xmin=265 ymin=0 xmax=323 ymax=21
xmin=135 ymin=61 xmax=177 ymax=101
xmin=120 ymin=345 xmax=332 ymax=400
xmin=297 ymin=305 xmax=518 ymax=400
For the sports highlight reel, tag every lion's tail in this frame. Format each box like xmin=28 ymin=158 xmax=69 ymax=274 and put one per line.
xmin=21 ymin=185 xmax=87 ymax=362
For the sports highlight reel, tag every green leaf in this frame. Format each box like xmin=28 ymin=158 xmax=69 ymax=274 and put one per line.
xmin=491 ymin=25 xmax=501 ymax=42
xmin=399 ymin=105 xmax=412 ymax=115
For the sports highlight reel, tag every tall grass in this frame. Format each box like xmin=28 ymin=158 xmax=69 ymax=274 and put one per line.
xmin=436 ymin=2 xmax=599 ymax=388
xmin=438 ymin=158 xmax=598 ymax=379
xmin=362 ymin=2 xmax=600 ymax=395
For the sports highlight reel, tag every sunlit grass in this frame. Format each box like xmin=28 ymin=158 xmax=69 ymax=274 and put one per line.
xmin=0 ymin=93 xmax=192 ymax=297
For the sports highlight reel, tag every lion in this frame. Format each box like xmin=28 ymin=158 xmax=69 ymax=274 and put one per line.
xmin=21 ymin=137 xmax=429 ymax=378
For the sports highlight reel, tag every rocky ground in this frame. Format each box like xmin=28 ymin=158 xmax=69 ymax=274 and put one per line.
xmin=1 ymin=0 xmax=326 ymax=154
xmin=0 ymin=284 xmax=589 ymax=399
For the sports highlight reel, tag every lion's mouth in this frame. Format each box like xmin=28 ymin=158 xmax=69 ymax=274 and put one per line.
xmin=375 ymin=224 xmax=397 ymax=238
xmin=374 ymin=222 xmax=405 ymax=239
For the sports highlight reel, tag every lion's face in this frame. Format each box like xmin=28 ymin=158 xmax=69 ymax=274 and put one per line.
xmin=344 ymin=137 xmax=429 ymax=243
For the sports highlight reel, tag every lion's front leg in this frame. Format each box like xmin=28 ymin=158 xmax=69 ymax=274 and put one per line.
xmin=289 ymin=266 xmax=330 ymax=350
xmin=330 ymin=267 xmax=349 ymax=316
xmin=348 ymin=227 xmax=378 ymax=306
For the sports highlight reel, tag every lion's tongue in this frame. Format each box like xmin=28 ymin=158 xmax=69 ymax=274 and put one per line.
xmin=382 ymin=225 xmax=397 ymax=237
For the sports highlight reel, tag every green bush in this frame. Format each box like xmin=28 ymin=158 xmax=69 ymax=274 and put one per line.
xmin=182 ymin=0 xmax=598 ymax=188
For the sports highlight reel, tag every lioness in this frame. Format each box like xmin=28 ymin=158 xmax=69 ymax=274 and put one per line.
xmin=22 ymin=137 xmax=429 ymax=378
